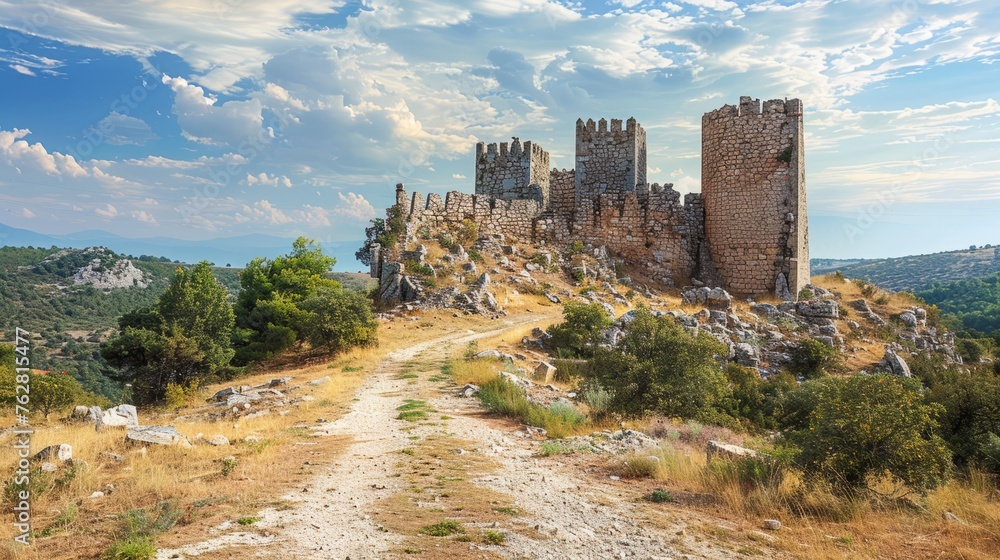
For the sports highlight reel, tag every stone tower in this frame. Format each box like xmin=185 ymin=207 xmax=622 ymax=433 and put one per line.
xmin=574 ymin=117 xmax=647 ymax=204
xmin=475 ymin=138 xmax=551 ymax=207
xmin=701 ymin=96 xmax=809 ymax=297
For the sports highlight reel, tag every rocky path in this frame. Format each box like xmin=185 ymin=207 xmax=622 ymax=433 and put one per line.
xmin=158 ymin=314 xmax=770 ymax=560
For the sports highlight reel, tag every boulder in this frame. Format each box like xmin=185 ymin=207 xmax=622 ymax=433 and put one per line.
xmin=206 ymin=435 xmax=230 ymax=446
xmin=71 ymin=406 xmax=90 ymax=419
xmin=33 ymin=444 xmax=72 ymax=462
xmin=914 ymin=308 xmax=927 ymax=321
xmin=268 ymin=377 xmax=293 ymax=388
xmin=750 ymin=303 xmax=780 ymax=318
xmin=102 ymin=405 xmax=139 ymax=427
xmin=705 ymin=287 xmax=733 ymax=310
xmin=475 ymin=272 xmax=491 ymax=289
xmin=764 ymin=519 xmax=782 ymax=531
xmin=306 ymin=376 xmax=331 ymax=386
xmin=899 ymin=311 xmax=918 ymax=329
xmin=796 ymin=299 xmax=839 ymax=320
xmin=126 ymin=426 xmax=192 ymax=448
xmin=878 ymin=349 xmax=912 ymax=378
xmin=40 ymin=462 xmax=57 ymax=473
xmin=534 ymin=362 xmax=556 ymax=384
xmin=459 ymin=384 xmax=480 ymax=398
xmin=734 ymin=344 xmax=760 ymax=368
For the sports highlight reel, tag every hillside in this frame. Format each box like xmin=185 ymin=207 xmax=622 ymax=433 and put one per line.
xmin=812 ymin=245 xmax=999 ymax=292
xmin=919 ymin=273 xmax=1000 ymax=335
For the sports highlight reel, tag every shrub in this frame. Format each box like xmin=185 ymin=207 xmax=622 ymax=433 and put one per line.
xmin=102 ymin=535 xmax=156 ymax=560
xmin=647 ymin=489 xmax=674 ymax=503
xmin=456 ymin=219 xmax=479 ymax=247
xmin=483 ymin=530 xmax=505 ymax=545
xmin=584 ymin=307 xmax=729 ymax=421
xmin=467 ymin=249 xmax=484 ymax=263
xmin=581 ymin=384 xmax=613 ymax=419
xmin=798 ymin=287 xmax=814 ymax=300
xmin=568 ymin=240 xmax=585 ymax=255
xmin=956 ymin=339 xmax=985 ymax=363
xmin=419 ymin=520 xmax=464 ymax=536
xmin=792 ymin=374 xmax=951 ymax=495
xmin=788 ymin=338 xmax=838 ymax=378
xmin=300 ymin=287 xmax=378 ymax=353
xmin=546 ymin=302 xmax=612 ymax=358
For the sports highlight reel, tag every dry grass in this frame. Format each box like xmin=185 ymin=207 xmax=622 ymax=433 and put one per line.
xmin=606 ymin=422 xmax=1000 ymax=560
xmin=372 ymin=435 xmax=535 ymax=559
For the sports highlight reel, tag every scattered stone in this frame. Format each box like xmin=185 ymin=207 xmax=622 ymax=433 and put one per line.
xmin=459 ymin=384 xmax=480 ymax=398
xmin=269 ymin=377 xmax=293 ymax=387
xmin=706 ymin=287 xmax=733 ymax=310
xmin=534 ymin=362 xmax=556 ymax=384
xmin=899 ymin=311 xmax=918 ymax=328
xmin=797 ymin=299 xmax=839 ymax=319
xmin=878 ymin=349 xmax=912 ymax=378
xmin=99 ymin=451 xmax=124 ymax=463
xmin=126 ymin=426 xmax=192 ymax=448
xmin=88 ymin=491 xmax=105 ymax=499
xmin=33 ymin=444 xmax=72 ymax=462
xmin=706 ymin=440 xmax=757 ymax=461
xmin=306 ymin=376 xmax=331 ymax=386
xmin=71 ymin=405 xmax=90 ymax=419
xmin=207 ymin=435 xmax=230 ymax=446
xmin=244 ymin=435 xmax=262 ymax=444
xmin=102 ymin=404 xmax=139 ymax=428
xmin=764 ymin=519 xmax=782 ymax=531
xmin=40 ymin=462 xmax=57 ymax=473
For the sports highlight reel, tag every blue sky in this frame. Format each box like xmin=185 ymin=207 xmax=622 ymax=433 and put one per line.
xmin=0 ymin=0 xmax=998 ymax=259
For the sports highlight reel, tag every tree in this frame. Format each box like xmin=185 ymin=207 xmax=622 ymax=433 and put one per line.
xmin=102 ymin=262 xmax=234 ymax=404
xmin=585 ymin=307 xmax=730 ymax=422
xmin=234 ymin=237 xmax=340 ymax=364
xmin=301 ymin=286 xmax=378 ymax=352
xmin=356 ymin=205 xmax=405 ymax=267
xmin=792 ymin=374 xmax=951 ymax=494
xmin=546 ymin=302 xmax=613 ymax=358
xmin=31 ymin=374 xmax=85 ymax=419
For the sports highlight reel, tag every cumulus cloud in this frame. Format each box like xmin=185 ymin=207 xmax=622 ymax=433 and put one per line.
xmin=246 ymin=172 xmax=292 ymax=187
xmin=131 ymin=210 xmax=158 ymax=224
xmin=162 ymin=74 xmax=264 ymax=148
xmin=0 ymin=129 xmax=88 ymax=177
xmin=333 ymin=192 xmax=376 ymax=221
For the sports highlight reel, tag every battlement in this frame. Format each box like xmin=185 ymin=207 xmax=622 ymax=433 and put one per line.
xmin=704 ymin=97 xmax=804 ymax=122
xmin=475 ymin=136 xmax=550 ymax=207
xmin=575 ymin=116 xmax=647 ymax=204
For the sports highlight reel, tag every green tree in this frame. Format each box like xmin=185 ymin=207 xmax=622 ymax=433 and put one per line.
xmin=788 ymin=338 xmax=838 ymax=378
xmin=102 ymin=262 xmax=234 ymax=404
xmin=585 ymin=307 xmax=729 ymax=422
xmin=546 ymin=302 xmax=613 ymax=358
xmin=31 ymin=374 xmax=85 ymax=419
xmin=300 ymin=286 xmax=379 ymax=352
xmin=792 ymin=374 xmax=951 ymax=494
xmin=356 ymin=205 xmax=405 ymax=266
xmin=233 ymin=237 xmax=340 ymax=364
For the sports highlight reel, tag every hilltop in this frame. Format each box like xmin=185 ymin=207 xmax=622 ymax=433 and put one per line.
xmin=812 ymin=244 xmax=999 ymax=292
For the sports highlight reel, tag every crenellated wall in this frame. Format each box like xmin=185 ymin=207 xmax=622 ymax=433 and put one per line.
xmin=375 ymin=96 xmax=810 ymax=298
xmin=575 ymin=117 xmax=647 ymax=205
xmin=475 ymin=138 xmax=551 ymax=207
xmin=701 ymin=96 xmax=809 ymax=296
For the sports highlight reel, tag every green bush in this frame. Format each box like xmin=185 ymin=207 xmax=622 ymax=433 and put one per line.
xmin=419 ymin=520 xmax=464 ymax=537
xmin=788 ymin=338 xmax=838 ymax=378
xmin=300 ymin=286 xmax=378 ymax=353
xmin=546 ymin=302 xmax=612 ymax=358
xmin=102 ymin=535 xmax=156 ymax=560
xmin=584 ymin=307 xmax=729 ymax=422
xmin=791 ymin=374 xmax=951 ymax=494
xmin=647 ymin=489 xmax=674 ymax=503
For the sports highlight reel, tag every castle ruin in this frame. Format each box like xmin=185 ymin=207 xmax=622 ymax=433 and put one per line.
xmin=373 ymin=96 xmax=809 ymax=298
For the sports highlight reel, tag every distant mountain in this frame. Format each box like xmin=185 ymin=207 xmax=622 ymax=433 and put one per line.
xmin=0 ymin=223 xmax=366 ymax=272
xmin=811 ymin=245 xmax=1000 ymax=292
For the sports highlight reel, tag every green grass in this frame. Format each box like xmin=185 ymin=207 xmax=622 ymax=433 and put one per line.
xmin=647 ymin=489 xmax=675 ymax=503
xmin=237 ymin=516 xmax=262 ymax=526
xmin=483 ymin=530 xmax=505 ymax=545
xmin=477 ymin=376 xmax=588 ymax=438
xmin=491 ymin=506 xmax=518 ymax=515
xmin=396 ymin=373 xmax=419 ymax=379
xmin=102 ymin=535 xmax=156 ymax=560
xmin=538 ymin=440 xmax=586 ymax=456
xmin=419 ymin=520 xmax=464 ymax=536
xmin=396 ymin=400 xmax=435 ymax=422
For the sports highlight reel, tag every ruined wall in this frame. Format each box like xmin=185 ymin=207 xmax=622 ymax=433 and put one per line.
xmin=475 ymin=138 xmax=551 ymax=207
xmin=701 ymin=96 xmax=809 ymax=296
xmin=536 ymin=183 xmax=700 ymax=285
xmin=397 ymin=185 xmax=542 ymax=243
xmin=549 ymin=168 xmax=576 ymax=217
xmin=575 ymin=118 xmax=648 ymax=205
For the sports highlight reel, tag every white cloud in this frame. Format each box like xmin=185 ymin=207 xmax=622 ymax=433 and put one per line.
xmin=10 ymin=64 xmax=35 ymax=76
xmin=19 ymin=208 xmax=35 ymax=218
xmin=95 ymin=203 xmax=118 ymax=218
xmin=0 ymin=129 xmax=88 ymax=177
xmin=131 ymin=210 xmax=158 ymax=224
xmin=452 ymin=173 xmax=467 ymax=179
xmin=162 ymin=74 xmax=264 ymax=148
xmin=246 ymin=172 xmax=292 ymax=187
xmin=333 ymin=192 xmax=376 ymax=221
xmin=95 ymin=112 xmax=160 ymax=146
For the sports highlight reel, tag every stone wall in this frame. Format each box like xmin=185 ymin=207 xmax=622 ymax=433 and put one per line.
xmin=475 ymin=138 xmax=550 ymax=207
xmin=575 ymin=118 xmax=647 ymax=205
xmin=549 ymin=168 xmax=576 ymax=217
xmin=701 ymin=96 xmax=809 ymax=296
xmin=397 ymin=185 xmax=542 ymax=243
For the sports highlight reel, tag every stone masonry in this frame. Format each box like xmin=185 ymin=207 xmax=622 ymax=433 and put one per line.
xmin=475 ymin=138 xmax=550 ymax=206
xmin=373 ymin=96 xmax=810 ymax=298
xmin=701 ymin=97 xmax=808 ymax=296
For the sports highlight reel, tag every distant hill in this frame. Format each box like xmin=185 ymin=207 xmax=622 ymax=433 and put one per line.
xmin=0 ymin=222 xmax=365 ymax=272
xmin=811 ymin=245 xmax=999 ymax=293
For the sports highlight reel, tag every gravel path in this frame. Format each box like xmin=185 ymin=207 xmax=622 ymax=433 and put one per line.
xmin=158 ymin=314 xmax=774 ymax=560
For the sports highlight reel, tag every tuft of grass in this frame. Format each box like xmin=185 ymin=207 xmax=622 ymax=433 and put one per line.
xmin=419 ymin=520 xmax=465 ymax=537
xmin=538 ymin=440 xmax=584 ymax=456
xmin=492 ymin=506 xmax=518 ymax=515
xmin=102 ymin=535 xmax=156 ymax=560
xmin=237 ymin=516 xmax=262 ymax=526
xmin=342 ymin=365 xmax=364 ymax=372
xmin=483 ymin=530 xmax=505 ymax=545
xmin=647 ymin=489 xmax=675 ymax=503
xmin=477 ymin=376 xmax=589 ymax=438
xmin=397 ymin=400 xmax=434 ymax=422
